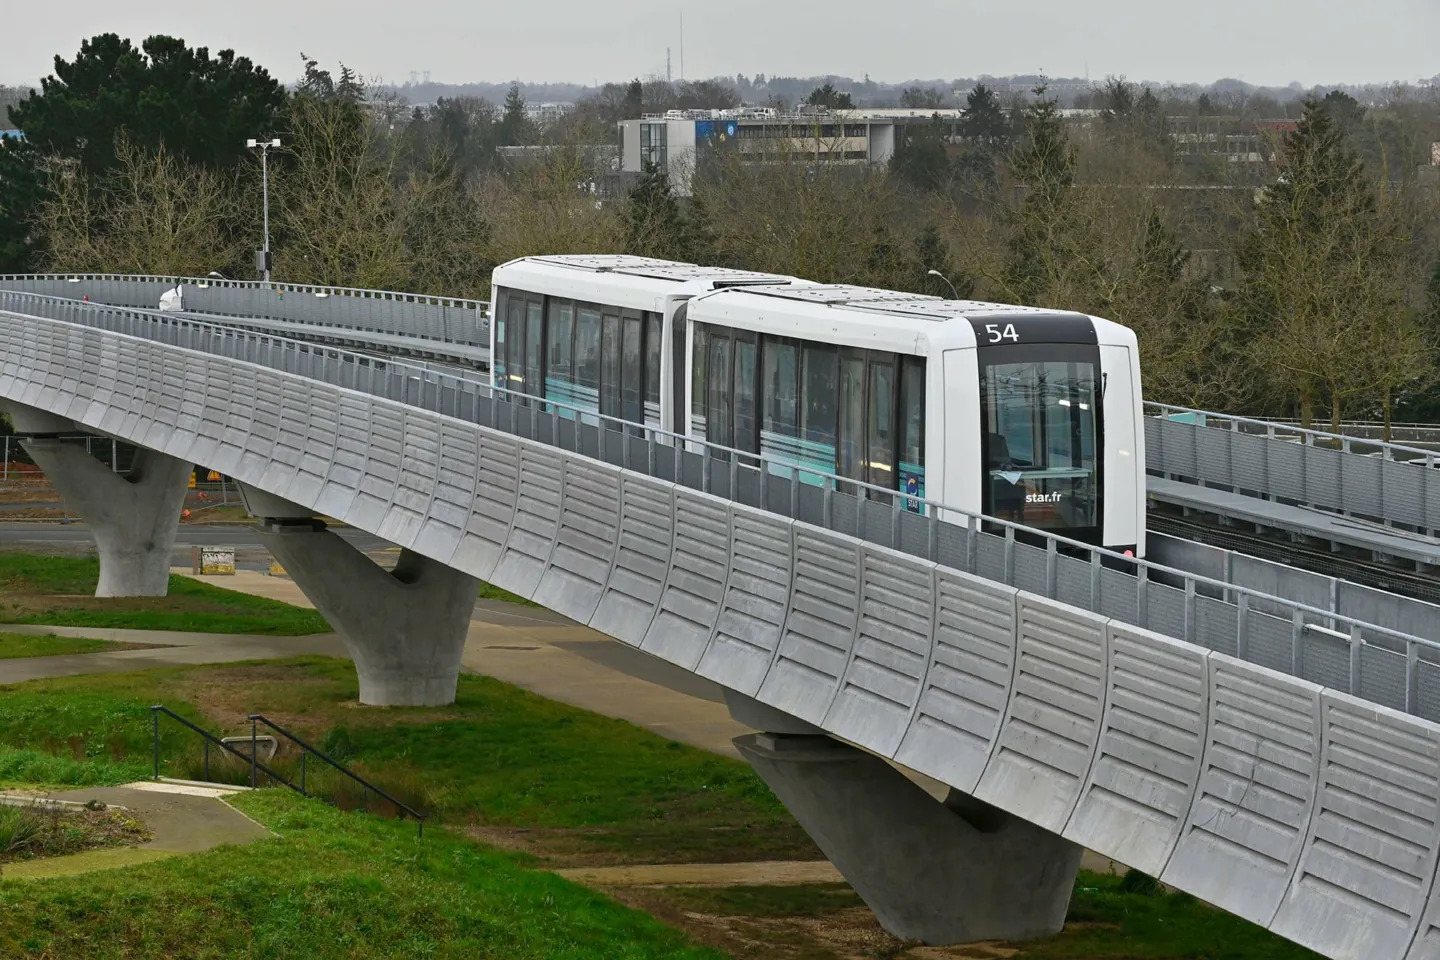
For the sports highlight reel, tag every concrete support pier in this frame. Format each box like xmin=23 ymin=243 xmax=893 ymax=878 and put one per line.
xmin=733 ymin=732 xmax=1082 ymax=945
xmin=3 ymin=401 xmax=190 ymax=597
xmin=252 ymin=516 xmax=478 ymax=706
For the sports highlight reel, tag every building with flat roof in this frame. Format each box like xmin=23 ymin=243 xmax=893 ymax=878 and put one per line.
xmin=619 ymin=108 xmax=906 ymax=196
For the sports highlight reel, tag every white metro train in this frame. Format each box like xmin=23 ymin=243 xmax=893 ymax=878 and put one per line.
xmin=489 ymin=255 xmax=1146 ymax=557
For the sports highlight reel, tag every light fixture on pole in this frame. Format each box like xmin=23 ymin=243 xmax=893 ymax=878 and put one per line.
xmin=926 ymin=269 xmax=959 ymax=299
xmin=246 ymin=137 xmax=281 ymax=283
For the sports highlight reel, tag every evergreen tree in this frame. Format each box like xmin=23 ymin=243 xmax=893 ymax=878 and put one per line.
xmin=913 ymin=224 xmax=973 ymax=298
xmin=861 ymin=223 xmax=910 ymax=290
xmin=805 ymin=83 xmax=853 ymax=110
xmin=624 ymin=79 xmax=643 ymax=118
xmin=12 ymin=35 xmax=287 ymax=174
xmin=1235 ymin=98 xmax=1419 ymax=428
xmin=1 ymin=33 xmax=286 ymax=272
xmin=889 ymin=121 xmax=950 ymax=192
xmin=626 ymin=162 xmax=689 ymax=261
xmin=0 ymin=142 xmax=43 ymax=271
xmin=497 ymin=82 xmax=534 ymax=147
xmin=959 ymin=84 xmax=1008 ymax=142
xmin=1003 ymin=84 xmax=1077 ymax=304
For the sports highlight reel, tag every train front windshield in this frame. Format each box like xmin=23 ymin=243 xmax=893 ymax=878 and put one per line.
xmin=979 ymin=346 xmax=1101 ymax=538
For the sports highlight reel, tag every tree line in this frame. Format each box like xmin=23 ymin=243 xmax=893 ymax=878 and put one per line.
xmin=2 ymin=34 xmax=1439 ymax=431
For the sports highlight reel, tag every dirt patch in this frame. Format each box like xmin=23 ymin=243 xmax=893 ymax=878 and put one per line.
xmin=612 ymin=890 xmax=918 ymax=960
xmin=465 ymin=821 xmax=818 ymax=869
xmin=173 ymin=667 xmax=456 ymax=736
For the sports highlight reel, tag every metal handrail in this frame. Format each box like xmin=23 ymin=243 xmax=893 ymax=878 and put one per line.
xmin=247 ymin=713 xmax=426 ymax=836
xmin=6 ymin=291 xmax=1439 ymax=711
xmin=150 ymin=705 xmax=302 ymax=793
xmin=1147 ymin=401 xmax=1440 ymax=466
xmin=0 ymin=272 xmax=490 ymax=315
xmin=149 ymin=705 xmax=426 ymax=838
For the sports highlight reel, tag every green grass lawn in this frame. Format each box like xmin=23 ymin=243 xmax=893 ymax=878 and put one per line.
xmin=0 ymin=790 xmax=724 ymax=960
xmin=0 ymin=553 xmax=330 ymax=635
xmin=0 ymin=631 xmax=126 ymax=659
xmin=0 ymin=657 xmax=818 ymax=865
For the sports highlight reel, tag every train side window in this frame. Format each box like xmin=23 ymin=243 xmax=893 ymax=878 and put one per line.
xmin=801 ymin=345 xmax=837 ymax=463
xmin=866 ymin=358 xmax=896 ymax=497
xmin=645 ymin=314 xmax=662 ymax=422
xmin=735 ymin=337 xmax=758 ymax=455
xmin=621 ymin=313 xmax=643 ymax=424
xmin=505 ymin=298 xmax=524 ymax=392
xmin=692 ymin=323 xmax=708 ymax=433
xmin=525 ymin=301 xmax=544 ymax=400
xmin=547 ymin=301 xmax=573 ymax=387
xmin=707 ymin=332 xmax=733 ymax=450
xmin=837 ymin=350 xmax=867 ymax=485
xmin=672 ymin=303 xmax=690 ymax=432
xmin=900 ymin=357 xmax=925 ymax=503
xmin=762 ymin=338 xmax=798 ymax=437
xmin=493 ymin=291 xmax=508 ymax=385
xmin=601 ymin=310 xmax=621 ymax=418
xmin=575 ymin=306 xmax=601 ymax=399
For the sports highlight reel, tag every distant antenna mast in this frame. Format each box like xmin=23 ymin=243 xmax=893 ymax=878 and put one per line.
xmin=667 ymin=47 xmax=672 ymax=83
xmin=679 ymin=12 xmax=685 ymax=81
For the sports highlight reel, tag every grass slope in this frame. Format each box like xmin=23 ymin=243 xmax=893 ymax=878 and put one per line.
xmin=0 ymin=553 xmax=330 ymax=635
xmin=0 ymin=791 xmax=723 ymax=960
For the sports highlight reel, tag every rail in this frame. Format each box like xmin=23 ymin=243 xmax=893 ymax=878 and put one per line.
xmin=1147 ymin=401 xmax=1440 ymax=466
xmin=148 ymin=705 xmax=426 ymax=837
xmin=0 ymin=273 xmax=489 ymax=316
xmin=6 ymin=290 xmax=1439 ymax=720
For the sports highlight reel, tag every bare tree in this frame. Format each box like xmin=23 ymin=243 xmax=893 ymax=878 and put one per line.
xmin=472 ymin=146 xmax=625 ymax=285
xmin=36 ymin=135 xmax=245 ymax=275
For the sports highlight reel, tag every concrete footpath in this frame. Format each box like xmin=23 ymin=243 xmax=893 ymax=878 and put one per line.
xmin=1 ymin=781 xmax=269 ymax=880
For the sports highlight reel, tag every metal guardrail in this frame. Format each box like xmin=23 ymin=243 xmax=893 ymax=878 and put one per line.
xmin=7 ymin=289 xmax=1440 ymax=722
xmin=1148 ymin=401 xmax=1440 ymax=465
xmin=1147 ymin=401 xmax=1440 ymax=536
xmin=0 ymin=273 xmax=490 ymax=348
xmin=149 ymin=705 xmax=425 ymax=837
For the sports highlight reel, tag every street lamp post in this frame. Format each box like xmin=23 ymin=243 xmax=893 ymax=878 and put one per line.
xmin=926 ymin=269 xmax=960 ymax=300
xmin=246 ymin=138 xmax=281 ymax=283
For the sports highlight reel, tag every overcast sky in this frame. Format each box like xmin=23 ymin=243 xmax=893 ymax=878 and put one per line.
xmin=7 ymin=0 xmax=1438 ymax=90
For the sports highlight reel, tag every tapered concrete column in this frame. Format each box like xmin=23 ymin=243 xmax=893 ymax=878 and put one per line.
xmin=254 ymin=519 xmax=478 ymax=706
xmin=4 ymin=399 xmax=191 ymax=597
xmin=734 ymin=732 xmax=1082 ymax=946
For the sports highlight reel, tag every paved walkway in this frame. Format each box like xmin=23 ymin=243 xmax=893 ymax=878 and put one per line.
xmin=1 ymin=782 xmax=269 ymax=880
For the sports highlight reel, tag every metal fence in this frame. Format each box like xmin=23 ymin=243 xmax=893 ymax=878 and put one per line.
xmin=5 ymin=289 xmax=1440 ymax=723
xmin=1147 ymin=401 xmax=1440 ymax=533
xmin=0 ymin=274 xmax=490 ymax=348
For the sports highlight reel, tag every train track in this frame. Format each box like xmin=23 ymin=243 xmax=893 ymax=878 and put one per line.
xmin=1148 ymin=512 xmax=1440 ymax=605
